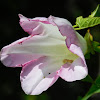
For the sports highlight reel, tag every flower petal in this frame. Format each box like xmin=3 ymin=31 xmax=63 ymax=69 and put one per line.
xmin=20 ymin=56 xmax=60 ymax=95
xmin=58 ymin=44 xmax=88 ymax=81
xmin=0 ymin=36 xmax=42 ymax=67
xmin=48 ymin=15 xmax=87 ymax=54
xmin=48 ymin=16 xmax=88 ymax=81
xmin=48 ymin=15 xmax=72 ymax=26
xmin=19 ymin=14 xmax=44 ymax=35
xmin=1 ymin=20 xmax=77 ymax=67
xmin=58 ymin=57 xmax=87 ymax=82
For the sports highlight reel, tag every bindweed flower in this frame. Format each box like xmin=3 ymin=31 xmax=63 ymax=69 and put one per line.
xmin=0 ymin=14 xmax=88 ymax=95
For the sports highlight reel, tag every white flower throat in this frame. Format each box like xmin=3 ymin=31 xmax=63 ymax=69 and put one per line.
xmin=40 ymin=22 xmax=78 ymax=65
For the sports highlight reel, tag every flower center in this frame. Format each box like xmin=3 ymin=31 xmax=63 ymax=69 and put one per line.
xmin=63 ymin=59 xmax=73 ymax=64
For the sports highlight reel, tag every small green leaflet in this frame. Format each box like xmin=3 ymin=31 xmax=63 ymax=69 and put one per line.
xmin=75 ymin=16 xmax=100 ymax=30
xmin=74 ymin=5 xmax=100 ymax=30
xmin=89 ymin=4 xmax=99 ymax=17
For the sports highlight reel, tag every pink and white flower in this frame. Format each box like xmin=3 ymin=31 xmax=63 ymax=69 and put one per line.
xmin=0 ymin=14 xmax=88 ymax=95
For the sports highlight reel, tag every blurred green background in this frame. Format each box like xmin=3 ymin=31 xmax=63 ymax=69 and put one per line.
xmin=0 ymin=0 xmax=100 ymax=100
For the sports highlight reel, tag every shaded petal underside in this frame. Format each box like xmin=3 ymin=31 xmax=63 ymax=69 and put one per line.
xmin=20 ymin=56 xmax=60 ymax=95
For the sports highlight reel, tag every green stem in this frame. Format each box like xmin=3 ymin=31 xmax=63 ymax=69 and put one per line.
xmin=78 ymin=75 xmax=95 ymax=100
xmin=73 ymin=25 xmax=85 ymax=30
xmin=80 ymin=76 xmax=98 ymax=100
xmin=74 ymin=28 xmax=84 ymax=30
xmin=81 ymin=95 xmax=91 ymax=100
xmin=73 ymin=25 xmax=78 ymax=28
xmin=81 ymin=91 xmax=96 ymax=100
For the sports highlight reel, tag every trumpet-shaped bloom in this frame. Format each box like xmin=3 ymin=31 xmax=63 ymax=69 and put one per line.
xmin=0 ymin=14 xmax=88 ymax=95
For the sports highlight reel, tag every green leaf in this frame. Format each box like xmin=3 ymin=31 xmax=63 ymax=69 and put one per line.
xmin=89 ymin=5 xmax=99 ymax=17
xmin=75 ymin=16 xmax=100 ymax=30
xmin=73 ymin=5 xmax=100 ymax=30
xmin=81 ymin=76 xmax=100 ymax=100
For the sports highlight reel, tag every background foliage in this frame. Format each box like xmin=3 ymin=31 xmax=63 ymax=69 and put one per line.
xmin=0 ymin=0 xmax=100 ymax=100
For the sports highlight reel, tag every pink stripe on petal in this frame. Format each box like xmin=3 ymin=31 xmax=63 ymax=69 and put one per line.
xmin=1 ymin=53 xmax=40 ymax=67
xmin=32 ymin=17 xmax=50 ymax=24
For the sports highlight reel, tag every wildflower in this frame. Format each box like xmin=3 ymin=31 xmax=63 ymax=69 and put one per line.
xmin=0 ymin=14 xmax=88 ymax=95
